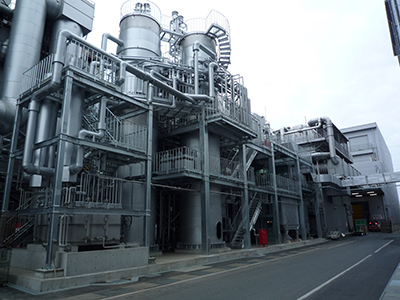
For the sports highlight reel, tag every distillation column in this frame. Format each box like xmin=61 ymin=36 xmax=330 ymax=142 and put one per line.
xmin=116 ymin=1 xmax=161 ymax=248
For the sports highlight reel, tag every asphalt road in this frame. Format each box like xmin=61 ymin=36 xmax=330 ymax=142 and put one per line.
xmin=2 ymin=232 xmax=400 ymax=300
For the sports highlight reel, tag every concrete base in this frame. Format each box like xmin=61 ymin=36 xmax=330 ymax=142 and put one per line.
xmin=8 ymin=238 xmax=327 ymax=294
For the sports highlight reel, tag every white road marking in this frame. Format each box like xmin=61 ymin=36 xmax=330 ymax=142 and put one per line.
xmin=296 ymin=254 xmax=372 ymax=300
xmin=374 ymin=240 xmax=394 ymax=253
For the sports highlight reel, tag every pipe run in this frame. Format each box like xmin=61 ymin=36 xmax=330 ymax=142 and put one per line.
xmin=101 ymin=33 xmax=124 ymax=51
xmin=308 ymin=116 xmax=339 ymax=165
xmin=22 ymin=57 xmax=64 ymax=176
xmin=193 ymin=41 xmax=216 ymax=95
xmin=70 ymin=97 xmax=108 ymax=174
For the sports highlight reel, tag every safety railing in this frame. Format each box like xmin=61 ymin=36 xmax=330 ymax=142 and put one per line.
xmin=212 ymin=155 xmax=243 ymax=179
xmin=185 ymin=10 xmax=230 ymax=36
xmin=21 ymin=54 xmax=55 ymax=93
xmin=255 ymin=173 xmax=274 ymax=189
xmin=17 ymin=188 xmax=53 ymax=210
xmin=276 ymin=175 xmax=300 ymax=195
xmin=61 ymin=173 xmax=123 ymax=208
xmin=66 ymin=39 xmax=120 ymax=86
xmin=105 ymin=108 xmax=147 ymax=151
xmin=120 ymin=0 xmax=162 ymax=23
xmin=154 ymin=147 xmax=202 ymax=174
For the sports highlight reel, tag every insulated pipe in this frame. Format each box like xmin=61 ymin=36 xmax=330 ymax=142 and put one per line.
xmin=22 ymin=99 xmax=54 ymax=176
xmin=208 ymin=62 xmax=218 ymax=98
xmin=22 ymin=60 xmax=64 ymax=176
xmin=193 ymin=41 xmax=217 ymax=95
xmin=101 ymin=33 xmax=124 ymax=51
xmin=69 ymin=97 xmax=107 ymax=174
xmin=54 ymin=31 xmax=197 ymax=104
xmin=0 ymin=0 xmax=47 ymax=135
xmin=121 ymin=61 xmax=197 ymax=104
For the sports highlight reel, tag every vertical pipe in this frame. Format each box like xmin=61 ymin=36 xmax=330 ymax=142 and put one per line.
xmin=0 ymin=0 xmax=47 ymax=134
xmin=144 ymin=84 xmax=154 ymax=247
xmin=193 ymin=45 xmax=199 ymax=95
xmin=200 ymin=107 xmax=211 ymax=255
xmin=45 ymin=71 xmax=74 ymax=269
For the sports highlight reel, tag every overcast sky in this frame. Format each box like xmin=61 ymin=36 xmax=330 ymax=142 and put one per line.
xmin=88 ymin=0 xmax=400 ymax=173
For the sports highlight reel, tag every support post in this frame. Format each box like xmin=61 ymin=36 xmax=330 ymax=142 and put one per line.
xmin=2 ymin=103 xmax=23 ymax=212
xmin=45 ymin=72 xmax=73 ymax=269
xmin=296 ymin=156 xmax=307 ymax=240
xmin=240 ymin=144 xmax=251 ymax=249
xmin=144 ymin=84 xmax=153 ymax=247
xmin=270 ymin=143 xmax=281 ymax=244
xmin=200 ymin=107 xmax=210 ymax=255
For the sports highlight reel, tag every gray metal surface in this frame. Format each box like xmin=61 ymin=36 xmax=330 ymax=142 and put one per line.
xmin=0 ymin=0 xmax=46 ymax=135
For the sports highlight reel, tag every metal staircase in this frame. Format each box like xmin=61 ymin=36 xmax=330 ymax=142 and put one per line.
xmin=3 ymin=218 xmax=34 ymax=247
xmin=206 ymin=24 xmax=231 ymax=68
xmin=230 ymin=193 xmax=262 ymax=248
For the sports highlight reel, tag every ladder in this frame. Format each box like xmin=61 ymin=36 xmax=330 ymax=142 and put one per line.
xmin=230 ymin=193 xmax=262 ymax=248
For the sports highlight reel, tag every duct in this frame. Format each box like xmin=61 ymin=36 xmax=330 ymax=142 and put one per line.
xmin=309 ymin=117 xmax=339 ymax=165
xmin=101 ymin=33 xmax=124 ymax=51
xmin=283 ymin=118 xmax=322 ymax=135
xmin=70 ymin=97 xmax=107 ymax=174
xmin=0 ymin=3 xmax=13 ymax=18
xmin=45 ymin=0 xmax=63 ymax=21
xmin=0 ymin=0 xmax=47 ymax=135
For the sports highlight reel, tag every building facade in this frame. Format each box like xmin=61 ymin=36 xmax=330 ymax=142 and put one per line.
xmin=342 ymin=123 xmax=400 ymax=231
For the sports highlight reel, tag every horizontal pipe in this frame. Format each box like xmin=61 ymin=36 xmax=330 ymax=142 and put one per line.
xmin=101 ymin=33 xmax=125 ymax=51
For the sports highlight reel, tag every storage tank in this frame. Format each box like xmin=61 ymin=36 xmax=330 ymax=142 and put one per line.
xmin=118 ymin=1 xmax=161 ymax=60
xmin=180 ymin=33 xmax=216 ymax=68
xmin=118 ymin=1 xmax=161 ymax=96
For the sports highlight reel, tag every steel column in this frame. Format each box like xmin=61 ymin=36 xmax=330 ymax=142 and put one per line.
xmin=2 ymin=102 xmax=23 ymax=212
xmin=200 ymin=108 xmax=210 ymax=255
xmin=45 ymin=72 xmax=73 ymax=269
xmin=144 ymin=84 xmax=153 ymax=247
xmin=270 ymin=143 xmax=281 ymax=244
xmin=240 ymin=144 xmax=251 ymax=249
xmin=296 ymin=156 xmax=307 ymax=240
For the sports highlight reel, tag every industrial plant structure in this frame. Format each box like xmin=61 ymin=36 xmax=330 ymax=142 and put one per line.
xmin=0 ymin=0 xmax=399 ymax=292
